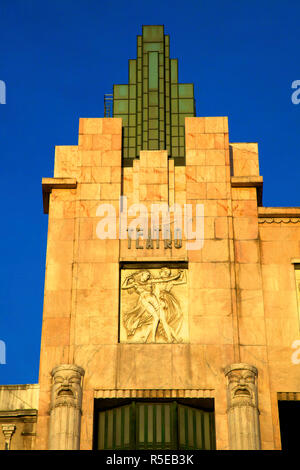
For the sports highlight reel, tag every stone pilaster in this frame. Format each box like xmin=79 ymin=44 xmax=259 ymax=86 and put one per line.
xmin=225 ymin=363 xmax=261 ymax=450
xmin=48 ymin=364 xmax=85 ymax=450
xmin=2 ymin=424 xmax=16 ymax=450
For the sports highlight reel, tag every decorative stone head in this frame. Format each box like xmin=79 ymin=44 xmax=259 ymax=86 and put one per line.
xmin=224 ymin=363 xmax=258 ymax=408
xmin=50 ymin=364 xmax=85 ymax=410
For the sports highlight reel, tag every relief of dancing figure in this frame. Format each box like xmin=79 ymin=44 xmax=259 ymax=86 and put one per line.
xmin=121 ymin=267 xmax=186 ymax=343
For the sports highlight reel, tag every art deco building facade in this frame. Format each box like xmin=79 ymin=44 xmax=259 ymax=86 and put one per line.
xmin=1 ymin=25 xmax=300 ymax=451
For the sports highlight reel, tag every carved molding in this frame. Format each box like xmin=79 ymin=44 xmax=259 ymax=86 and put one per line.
xmin=94 ymin=388 xmax=214 ymax=399
xmin=258 ymin=217 xmax=300 ymax=224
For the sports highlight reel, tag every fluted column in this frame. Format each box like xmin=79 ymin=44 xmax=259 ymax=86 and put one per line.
xmin=224 ymin=363 xmax=261 ymax=450
xmin=48 ymin=364 xmax=85 ymax=450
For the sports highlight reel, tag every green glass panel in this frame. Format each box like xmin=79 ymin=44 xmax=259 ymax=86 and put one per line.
xmin=171 ymin=84 xmax=178 ymax=98
xmin=149 ymin=140 xmax=158 ymax=149
xmin=129 ymin=100 xmax=136 ymax=114
xmin=142 ymin=25 xmax=164 ymax=42
xmin=129 ymin=115 xmax=136 ymax=126
xmin=128 ymin=148 xmax=136 ymax=158
xmin=171 ymin=99 xmax=178 ymax=113
xmin=129 ymin=60 xmax=137 ymax=84
xmin=179 ymin=98 xmax=194 ymax=113
xmin=149 ymin=92 xmax=158 ymax=106
xmin=149 ymin=107 xmax=158 ymax=119
xmin=172 ymin=147 xmax=179 ymax=157
xmin=148 ymin=52 xmax=159 ymax=90
xmin=178 ymin=83 xmax=194 ymax=98
xmin=114 ymin=84 xmax=128 ymax=98
xmin=179 ymin=115 xmax=186 ymax=125
xmin=144 ymin=42 xmax=163 ymax=52
xmin=149 ymin=129 xmax=159 ymax=139
xmin=129 ymin=85 xmax=136 ymax=99
xmin=114 ymin=100 xmax=128 ymax=114
xmin=170 ymin=59 xmax=178 ymax=83
xmin=149 ymin=119 xmax=158 ymax=129
xmin=171 ymin=114 xmax=178 ymax=125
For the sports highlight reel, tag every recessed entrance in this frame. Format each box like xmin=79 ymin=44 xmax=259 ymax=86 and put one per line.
xmin=278 ymin=400 xmax=300 ymax=450
xmin=93 ymin=398 xmax=216 ymax=450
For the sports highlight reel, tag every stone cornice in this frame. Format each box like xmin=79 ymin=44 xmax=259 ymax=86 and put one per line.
xmin=258 ymin=206 xmax=300 ymax=223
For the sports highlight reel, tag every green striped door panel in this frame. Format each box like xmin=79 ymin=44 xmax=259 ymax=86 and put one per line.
xmin=178 ymin=404 xmax=216 ymax=450
xmin=136 ymin=402 xmax=177 ymax=449
xmin=97 ymin=403 xmax=134 ymax=450
xmin=97 ymin=401 xmax=215 ymax=450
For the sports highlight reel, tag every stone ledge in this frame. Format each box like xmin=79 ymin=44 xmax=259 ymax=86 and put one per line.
xmin=42 ymin=177 xmax=77 ymax=214
xmin=0 ymin=409 xmax=37 ymax=418
xmin=231 ymin=176 xmax=263 ymax=187
xmin=231 ymin=176 xmax=263 ymax=206
xmin=258 ymin=207 xmax=300 ymax=218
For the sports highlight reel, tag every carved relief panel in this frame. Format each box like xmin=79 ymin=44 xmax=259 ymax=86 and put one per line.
xmin=120 ymin=265 xmax=189 ymax=343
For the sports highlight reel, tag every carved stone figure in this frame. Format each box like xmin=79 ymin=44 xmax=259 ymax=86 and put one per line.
xmin=224 ymin=363 xmax=261 ymax=450
xmin=48 ymin=364 xmax=85 ymax=450
xmin=121 ymin=267 xmax=187 ymax=343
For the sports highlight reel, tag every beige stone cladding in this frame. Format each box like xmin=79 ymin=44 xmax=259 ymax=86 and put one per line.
xmin=36 ymin=117 xmax=300 ymax=450
xmin=0 ymin=384 xmax=39 ymax=450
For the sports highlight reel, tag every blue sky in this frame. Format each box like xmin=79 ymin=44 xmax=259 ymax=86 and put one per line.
xmin=0 ymin=0 xmax=299 ymax=384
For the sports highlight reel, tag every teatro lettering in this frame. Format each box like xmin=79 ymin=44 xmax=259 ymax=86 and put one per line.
xmin=127 ymin=228 xmax=182 ymax=249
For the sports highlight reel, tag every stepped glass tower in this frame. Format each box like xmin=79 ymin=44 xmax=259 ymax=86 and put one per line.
xmin=1 ymin=25 xmax=300 ymax=451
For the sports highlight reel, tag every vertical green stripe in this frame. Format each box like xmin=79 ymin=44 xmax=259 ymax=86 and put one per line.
xmin=148 ymin=52 xmax=158 ymax=90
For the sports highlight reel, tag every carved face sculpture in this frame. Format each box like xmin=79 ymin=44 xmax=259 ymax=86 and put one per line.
xmin=227 ymin=369 xmax=257 ymax=406
xmin=51 ymin=366 xmax=83 ymax=406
